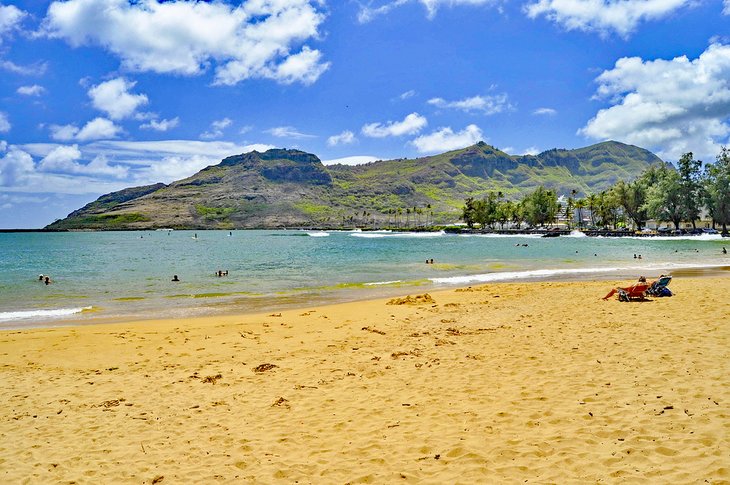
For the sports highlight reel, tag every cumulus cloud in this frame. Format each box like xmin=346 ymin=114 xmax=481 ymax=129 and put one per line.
xmin=266 ymin=126 xmax=316 ymax=139
xmin=411 ymin=124 xmax=483 ymax=153
xmin=327 ymin=130 xmax=356 ymax=146
xmin=268 ymin=46 xmax=329 ymax=86
xmin=428 ymin=94 xmax=511 ymax=115
xmin=0 ymin=112 xmax=9 ymax=132
xmin=580 ymin=42 xmax=730 ymax=161
xmin=0 ymin=146 xmax=34 ymax=186
xmin=88 ymin=78 xmax=148 ymax=120
xmin=0 ymin=4 xmax=25 ymax=42
xmin=362 ymin=113 xmax=427 ymax=138
xmin=76 ymin=118 xmax=123 ymax=141
xmin=140 ymin=117 xmax=180 ymax=132
xmin=200 ymin=118 xmax=233 ymax=140
xmin=37 ymin=144 xmax=127 ymax=178
xmin=43 ymin=0 xmax=329 ymax=86
xmin=359 ymin=0 xmax=498 ymax=22
xmin=525 ymin=0 xmax=694 ymax=37
xmin=17 ymin=85 xmax=47 ymax=96
xmin=38 ymin=144 xmax=83 ymax=172
xmin=533 ymin=107 xmax=557 ymax=116
xmin=50 ymin=118 xmax=122 ymax=142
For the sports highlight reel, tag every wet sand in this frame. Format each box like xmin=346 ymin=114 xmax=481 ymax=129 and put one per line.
xmin=1 ymin=276 xmax=728 ymax=483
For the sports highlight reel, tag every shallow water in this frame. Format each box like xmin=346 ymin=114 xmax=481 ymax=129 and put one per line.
xmin=1 ymin=229 xmax=728 ymax=328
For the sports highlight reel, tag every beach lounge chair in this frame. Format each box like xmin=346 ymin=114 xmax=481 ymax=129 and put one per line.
xmin=646 ymin=275 xmax=673 ymax=297
xmin=602 ymin=282 xmax=650 ymax=301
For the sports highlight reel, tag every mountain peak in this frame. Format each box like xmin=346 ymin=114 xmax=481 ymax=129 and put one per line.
xmin=46 ymin=142 xmax=664 ymax=230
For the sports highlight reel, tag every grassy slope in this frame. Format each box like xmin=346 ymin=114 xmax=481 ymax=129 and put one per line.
xmin=47 ymin=141 xmax=664 ymax=229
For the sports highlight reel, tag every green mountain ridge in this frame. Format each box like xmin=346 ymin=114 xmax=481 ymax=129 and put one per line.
xmin=46 ymin=141 xmax=665 ymax=230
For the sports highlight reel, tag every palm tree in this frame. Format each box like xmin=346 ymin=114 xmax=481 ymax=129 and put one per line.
xmin=574 ymin=198 xmax=586 ymax=229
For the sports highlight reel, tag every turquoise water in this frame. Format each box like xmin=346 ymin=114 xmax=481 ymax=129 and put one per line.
xmin=1 ymin=229 xmax=728 ymax=328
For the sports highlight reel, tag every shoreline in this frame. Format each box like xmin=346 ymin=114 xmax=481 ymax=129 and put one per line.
xmin=1 ymin=276 xmax=728 ymax=482
xmin=3 ymin=263 xmax=730 ymax=331
xmin=3 ymin=226 xmax=729 ymax=237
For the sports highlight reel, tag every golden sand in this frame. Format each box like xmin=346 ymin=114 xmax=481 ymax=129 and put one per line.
xmin=1 ymin=277 xmax=728 ymax=483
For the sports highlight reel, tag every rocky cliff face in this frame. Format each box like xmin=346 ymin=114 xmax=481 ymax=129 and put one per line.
xmin=46 ymin=141 xmax=665 ymax=230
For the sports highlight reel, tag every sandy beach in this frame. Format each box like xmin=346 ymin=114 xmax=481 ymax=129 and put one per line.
xmin=1 ymin=276 xmax=728 ymax=484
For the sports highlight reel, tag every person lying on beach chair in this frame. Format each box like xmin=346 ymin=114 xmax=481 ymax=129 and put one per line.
xmin=602 ymin=280 xmax=650 ymax=301
xmin=646 ymin=274 xmax=673 ymax=297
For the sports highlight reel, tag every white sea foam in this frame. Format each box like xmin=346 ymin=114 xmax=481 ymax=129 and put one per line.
xmin=565 ymin=230 xmax=588 ymax=238
xmin=618 ymin=233 xmax=724 ymax=241
xmin=429 ymin=262 xmax=729 ymax=285
xmin=364 ymin=280 xmax=402 ymax=286
xmin=351 ymin=231 xmax=445 ymax=239
xmin=307 ymin=232 xmax=330 ymax=237
xmin=0 ymin=306 xmax=93 ymax=322
xmin=458 ymin=233 xmax=544 ymax=239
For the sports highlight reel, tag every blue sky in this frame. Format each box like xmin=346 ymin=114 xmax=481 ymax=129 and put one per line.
xmin=1 ymin=0 xmax=729 ymax=228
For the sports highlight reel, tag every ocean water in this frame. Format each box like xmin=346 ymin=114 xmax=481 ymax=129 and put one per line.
xmin=1 ymin=229 xmax=728 ymax=328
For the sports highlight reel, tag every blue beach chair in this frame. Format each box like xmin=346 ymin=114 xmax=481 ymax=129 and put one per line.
xmin=646 ymin=275 xmax=672 ymax=297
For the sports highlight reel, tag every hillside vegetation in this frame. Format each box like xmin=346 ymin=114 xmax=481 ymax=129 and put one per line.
xmin=46 ymin=141 xmax=665 ymax=230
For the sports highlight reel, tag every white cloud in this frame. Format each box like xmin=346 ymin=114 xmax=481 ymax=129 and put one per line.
xmin=140 ymin=117 xmax=180 ymax=132
xmin=83 ymin=155 xmax=129 ymax=178
xmin=0 ymin=112 xmax=9 ymax=132
xmin=0 ymin=4 xmax=25 ymax=42
xmin=212 ymin=118 xmax=232 ymax=131
xmin=533 ymin=107 xmax=557 ymax=116
xmin=17 ymin=85 xmax=46 ymax=96
xmin=140 ymin=154 xmax=224 ymax=183
xmin=0 ymin=60 xmax=48 ymax=76
xmin=76 ymin=118 xmax=122 ymax=141
xmin=399 ymin=90 xmax=416 ymax=100
xmin=38 ymin=144 xmax=83 ymax=172
xmin=358 ymin=0 xmax=497 ymax=22
xmin=358 ymin=0 xmax=408 ymax=23
xmin=327 ymin=130 xmax=356 ymax=146
xmin=50 ymin=118 xmax=122 ymax=142
xmin=269 ymin=46 xmax=330 ymax=86
xmin=0 ymin=140 xmax=6 ymax=152
xmin=0 ymin=147 xmax=34 ymax=186
xmin=725 ymin=0 xmax=730 ymax=15
xmin=362 ymin=112 xmax=427 ymax=138
xmin=580 ymin=42 xmax=730 ymax=161
xmin=322 ymin=155 xmax=381 ymax=166
xmin=200 ymin=118 xmax=233 ymax=139
xmin=88 ymin=78 xmax=148 ymax=120
xmin=411 ymin=124 xmax=483 ymax=153
xmin=525 ymin=0 xmax=694 ymax=37
xmin=266 ymin=126 xmax=316 ymax=139
xmin=520 ymin=146 xmax=540 ymax=155
xmin=38 ymin=145 xmax=127 ymax=178
xmin=44 ymin=0 xmax=329 ymax=86
xmin=49 ymin=124 xmax=80 ymax=142
xmin=7 ymin=139 xmax=276 ymax=195
xmin=428 ymin=94 xmax=511 ymax=115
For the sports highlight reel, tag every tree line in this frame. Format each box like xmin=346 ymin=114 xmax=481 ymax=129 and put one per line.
xmin=461 ymin=148 xmax=730 ymax=234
